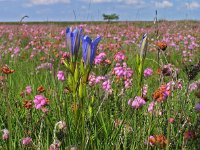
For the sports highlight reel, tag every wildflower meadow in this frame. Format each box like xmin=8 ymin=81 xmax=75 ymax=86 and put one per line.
xmin=0 ymin=21 xmax=200 ymax=149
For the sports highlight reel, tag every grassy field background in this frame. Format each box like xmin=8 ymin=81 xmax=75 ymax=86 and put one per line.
xmin=0 ymin=21 xmax=199 ymax=149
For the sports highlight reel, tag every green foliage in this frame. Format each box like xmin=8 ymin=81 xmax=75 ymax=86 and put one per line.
xmin=102 ymin=13 xmax=119 ymax=22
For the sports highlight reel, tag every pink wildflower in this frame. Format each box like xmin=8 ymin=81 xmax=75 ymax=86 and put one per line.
xmin=33 ymin=95 xmax=47 ymax=109
xmin=57 ymin=71 xmax=65 ymax=81
xmin=128 ymin=96 xmax=146 ymax=109
xmin=88 ymin=74 xmax=96 ymax=86
xmin=124 ymin=79 xmax=132 ymax=89
xmin=25 ymin=86 xmax=32 ymax=94
xmin=36 ymin=63 xmax=53 ymax=70
xmin=2 ymin=129 xmax=9 ymax=140
xmin=142 ymin=84 xmax=148 ymax=96
xmin=162 ymin=64 xmax=173 ymax=76
xmin=94 ymin=52 xmax=106 ymax=65
xmin=148 ymin=136 xmax=155 ymax=146
xmin=62 ymin=52 xmax=70 ymax=59
xmin=168 ymin=118 xmax=175 ymax=123
xmin=50 ymin=144 xmax=59 ymax=150
xmin=189 ymin=80 xmax=200 ymax=92
xmin=144 ymin=68 xmax=153 ymax=77
xmin=21 ymin=137 xmax=32 ymax=146
xmin=113 ymin=62 xmax=133 ymax=79
xmin=114 ymin=51 xmax=125 ymax=62
xmin=102 ymin=80 xmax=112 ymax=94
xmin=148 ymin=101 xmax=155 ymax=112
xmin=49 ymin=140 xmax=60 ymax=150
xmin=95 ymin=76 xmax=106 ymax=83
xmin=176 ymin=80 xmax=183 ymax=89
xmin=14 ymin=47 xmax=20 ymax=54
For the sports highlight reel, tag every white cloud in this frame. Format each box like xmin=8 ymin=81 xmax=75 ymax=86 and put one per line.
xmin=0 ymin=0 xmax=16 ymax=1
xmin=155 ymin=0 xmax=173 ymax=8
xmin=185 ymin=1 xmax=200 ymax=9
xmin=81 ymin=0 xmax=111 ymax=3
xmin=28 ymin=0 xmax=70 ymax=6
xmin=81 ymin=0 xmax=143 ymax=5
xmin=120 ymin=0 xmax=143 ymax=5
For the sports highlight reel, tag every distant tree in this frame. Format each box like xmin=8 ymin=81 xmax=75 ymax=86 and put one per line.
xmin=102 ymin=13 xmax=119 ymax=22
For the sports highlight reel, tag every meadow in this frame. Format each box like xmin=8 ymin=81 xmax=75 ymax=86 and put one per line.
xmin=0 ymin=21 xmax=200 ymax=150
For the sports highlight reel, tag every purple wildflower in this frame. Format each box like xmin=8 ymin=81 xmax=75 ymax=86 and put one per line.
xmin=95 ymin=76 xmax=106 ymax=83
xmin=124 ymin=79 xmax=132 ymax=89
xmin=142 ymin=84 xmax=148 ymax=96
xmin=88 ymin=74 xmax=96 ymax=86
xmin=114 ymin=51 xmax=125 ymax=62
xmin=148 ymin=101 xmax=155 ymax=112
xmin=189 ymin=80 xmax=200 ymax=92
xmin=49 ymin=140 xmax=60 ymax=150
xmin=21 ymin=137 xmax=32 ymax=146
xmin=128 ymin=96 xmax=146 ymax=109
xmin=57 ymin=71 xmax=65 ymax=81
xmin=113 ymin=62 xmax=133 ymax=79
xmin=162 ymin=64 xmax=173 ymax=76
xmin=33 ymin=95 xmax=47 ymax=109
xmin=94 ymin=52 xmax=106 ymax=65
xmin=144 ymin=68 xmax=153 ymax=77
xmin=25 ymin=86 xmax=32 ymax=94
xmin=102 ymin=80 xmax=112 ymax=94
xmin=195 ymin=103 xmax=200 ymax=112
xmin=36 ymin=63 xmax=53 ymax=70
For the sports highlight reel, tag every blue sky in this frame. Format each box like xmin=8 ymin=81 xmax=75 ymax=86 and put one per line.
xmin=0 ymin=0 xmax=200 ymax=21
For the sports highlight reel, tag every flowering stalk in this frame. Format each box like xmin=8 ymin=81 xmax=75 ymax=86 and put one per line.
xmin=136 ymin=33 xmax=148 ymax=96
xmin=64 ymin=27 xmax=101 ymax=147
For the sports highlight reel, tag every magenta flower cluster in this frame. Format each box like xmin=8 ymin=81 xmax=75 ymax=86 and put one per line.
xmin=102 ymin=80 xmax=112 ymax=94
xmin=148 ymin=101 xmax=155 ymax=112
xmin=94 ymin=52 xmax=106 ymax=65
xmin=113 ymin=62 xmax=133 ymax=79
xmin=142 ymin=84 xmax=148 ymax=96
xmin=162 ymin=64 xmax=173 ymax=76
xmin=25 ymin=86 xmax=32 ymax=94
xmin=88 ymin=74 xmax=106 ymax=86
xmin=88 ymin=74 xmax=112 ymax=94
xmin=113 ymin=62 xmax=133 ymax=88
xmin=21 ymin=137 xmax=32 ymax=146
xmin=128 ymin=96 xmax=146 ymax=109
xmin=114 ymin=51 xmax=125 ymax=62
xmin=189 ymin=80 xmax=200 ymax=92
xmin=33 ymin=95 xmax=47 ymax=109
xmin=57 ymin=71 xmax=65 ymax=81
xmin=144 ymin=68 xmax=153 ymax=77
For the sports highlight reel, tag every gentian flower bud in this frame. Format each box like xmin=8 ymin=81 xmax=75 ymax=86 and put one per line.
xmin=66 ymin=27 xmax=82 ymax=60
xmin=140 ymin=33 xmax=148 ymax=59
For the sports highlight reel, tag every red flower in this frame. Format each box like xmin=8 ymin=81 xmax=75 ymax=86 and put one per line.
xmin=155 ymin=41 xmax=167 ymax=51
xmin=1 ymin=66 xmax=15 ymax=74
xmin=37 ymin=86 xmax=45 ymax=93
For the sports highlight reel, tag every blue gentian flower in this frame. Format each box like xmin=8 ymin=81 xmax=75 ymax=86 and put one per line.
xmin=82 ymin=35 xmax=101 ymax=65
xmin=66 ymin=27 xmax=83 ymax=59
